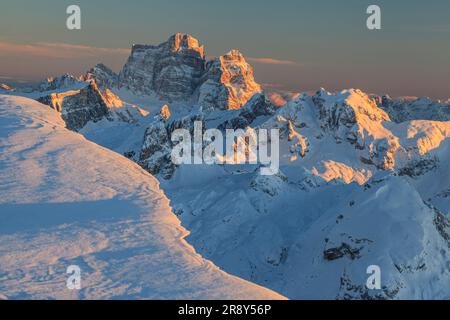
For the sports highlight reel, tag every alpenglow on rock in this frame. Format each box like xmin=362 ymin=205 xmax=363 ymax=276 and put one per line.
xmin=37 ymin=81 xmax=146 ymax=131
xmin=118 ymin=33 xmax=262 ymax=110
xmin=198 ymin=49 xmax=261 ymax=111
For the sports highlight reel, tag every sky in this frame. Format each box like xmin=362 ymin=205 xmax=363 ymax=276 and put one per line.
xmin=0 ymin=0 xmax=449 ymax=99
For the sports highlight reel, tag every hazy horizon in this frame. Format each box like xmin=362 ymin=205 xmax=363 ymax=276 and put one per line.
xmin=1 ymin=0 xmax=450 ymax=99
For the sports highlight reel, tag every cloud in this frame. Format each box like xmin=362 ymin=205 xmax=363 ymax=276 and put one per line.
xmin=0 ymin=75 xmax=15 ymax=80
xmin=0 ymin=75 xmax=31 ymax=83
xmin=0 ymin=41 xmax=130 ymax=59
xmin=247 ymin=57 xmax=301 ymax=66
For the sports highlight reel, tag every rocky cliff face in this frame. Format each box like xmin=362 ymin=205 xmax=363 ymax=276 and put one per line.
xmin=86 ymin=64 xmax=119 ymax=90
xmin=375 ymin=95 xmax=450 ymax=123
xmin=137 ymin=93 xmax=275 ymax=179
xmin=37 ymin=82 xmax=111 ymax=130
xmin=37 ymin=81 xmax=145 ymax=131
xmin=138 ymin=113 xmax=204 ymax=179
xmin=119 ymin=33 xmax=206 ymax=101
xmin=198 ymin=50 xmax=262 ymax=111
xmin=32 ymin=34 xmax=263 ymax=115
xmin=119 ymin=34 xmax=261 ymax=111
xmin=216 ymin=93 xmax=276 ymax=130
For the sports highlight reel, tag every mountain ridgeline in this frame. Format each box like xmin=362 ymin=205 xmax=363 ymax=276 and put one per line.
xmin=3 ymin=33 xmax=450 ymax=299
xmin=119 ymin=33 xmax=261 ymax=110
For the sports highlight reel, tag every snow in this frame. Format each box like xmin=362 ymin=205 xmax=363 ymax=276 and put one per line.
xmin=151 ymin=89 xmax=450 ymax=299
xmin=3 ymin=33 xmax=450 ymax=300
xmin=45 ymin=82 xmax=450 ymax=300
xmin=0 ymin=95 xmax=285 ymax=300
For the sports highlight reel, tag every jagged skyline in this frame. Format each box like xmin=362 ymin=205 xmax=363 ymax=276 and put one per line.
xmin=2 ymin=3 xmax=450 ymax=299
xmin=1 ymin=0 xmax=450 ymax=99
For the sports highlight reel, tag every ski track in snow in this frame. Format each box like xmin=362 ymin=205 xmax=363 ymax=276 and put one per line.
xmin=0 ymin=95 xmax=285 ymax=300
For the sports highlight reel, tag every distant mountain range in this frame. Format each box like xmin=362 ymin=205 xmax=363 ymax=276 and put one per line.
xmin=1 ymin=33 xmax=450 ymax=299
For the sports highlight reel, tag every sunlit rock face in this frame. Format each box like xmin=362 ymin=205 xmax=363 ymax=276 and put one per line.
xmin=119 ymin=33 xmax=206 ymax=101
xmin=86 ymin=63 xmax=119 ymax=90
xmin=119 ymin=34 xmax=262 ymax=111
xmin=198 ymin=50 xmax=262 ymax=111
xmin=37 ymin=82 xmax=111 ymax=130
xmin=159 ymin=104 xmax=171 ymax=120
xmin=37 ymin=81 xmax=145 ymax=131
xmin=217 ymin=93 xmax=276 ymax=131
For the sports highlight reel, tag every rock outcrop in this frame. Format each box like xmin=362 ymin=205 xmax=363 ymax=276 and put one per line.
xmin=119 ymin=33 xmax=206 ymax=101
xmin=198 ymin=50 xmax=261 ymax=111
xmin=217 ymin=93 xmax=276 ymax=131
xmin=138 ymin=113 xmax=204 ymax=179
xmin=86 ymin=64 xmax=119 ymax=90
xmin=119 ymin=34 xmax=261 ymax=111
xmin=37 ymin=81 xmax=145 ymax=131
xmin=37 ymin=82 xmax=111 ymax=130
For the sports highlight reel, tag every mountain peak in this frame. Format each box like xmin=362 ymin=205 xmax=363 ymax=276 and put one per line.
xmin=222 ymin=49 xmax=245 ymax=61
xmin=168 ymin=33 xmax=204 ymax=57
xmin=119 ymin=34 xmax=262 ymax=110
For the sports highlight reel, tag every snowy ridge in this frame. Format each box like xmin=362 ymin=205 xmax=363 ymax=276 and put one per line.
xmin=0 ymin=95 xmax=285 ymax=300
xmin=154 ymin=88 xmax=450 ymax=299
xmin=2 ymin=33 xmax=450 ymax=300
xmin=35 ymin=81 xmax=148 ymax=131
xmin=36 ymin=76 xmax=449 ymax=299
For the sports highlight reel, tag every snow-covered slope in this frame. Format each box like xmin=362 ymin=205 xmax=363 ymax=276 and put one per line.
xmin=3 ymin=33 xmax=450 ymax=300
xmin=151 ymin=89 xmax=450 ymax=300
xmin=75 ymin=85 xmax=450 ymax=299
xmin=12 ymin=80 xmax=148 ymax=132
xmin=0 ymin=95 xmax=285 ymax=300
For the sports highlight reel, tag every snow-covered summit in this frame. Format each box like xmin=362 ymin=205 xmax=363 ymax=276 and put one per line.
xmin=36 ymin=81 xmax=147 ymax=131
xmin=0 ymin=94 xmax=284 ymax=300
xmin=119 ymin=33 xmax=207 ymax=100
xmin=3 ymin=32 xmax=450 ymax=300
